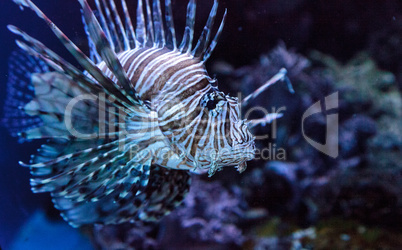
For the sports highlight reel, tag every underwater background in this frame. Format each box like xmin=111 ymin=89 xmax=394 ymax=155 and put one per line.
xmin=0 ymin=0 xmax=401 ymax=249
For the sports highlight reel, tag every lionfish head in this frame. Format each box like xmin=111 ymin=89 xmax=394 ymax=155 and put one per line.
xmin=196 ymin=87 xmax=255 ymax=176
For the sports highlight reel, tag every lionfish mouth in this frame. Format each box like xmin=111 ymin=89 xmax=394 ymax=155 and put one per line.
xmin=205 ymin=145 xmax=255 ymax=177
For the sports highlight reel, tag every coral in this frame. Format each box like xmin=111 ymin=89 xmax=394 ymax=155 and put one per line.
xmin=224 ymin=45 xmax=401 ymax=234
xmin=91 ymin=222 xmax=157 ymax=249
xmin=253 ymin=227 xmax=316 ymax=250
xmin=251 ymin=217 xmax=402 ymax=250
xmin=312 ymin=218 xmax=402 ymax=249
xmin=171 ymin=177 xmax=247 ymax=245
xmin=330 ymin=170 xmax=402 ymax=227
xmin=310 ymin=51 xmax=398 ymax=116
xmin=311 ymin=50 xmax=402 ymax=173
xmin=369 ymin=18 xmax=402 ymax=90
xmin=92 ymin=177 xmax=248 ymax=249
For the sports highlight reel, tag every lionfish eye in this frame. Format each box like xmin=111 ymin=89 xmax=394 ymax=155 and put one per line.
xmin=201 ymin=91 xmax=226 ymax=112
xmin=206 ymin=99 xmax=218 ymax=110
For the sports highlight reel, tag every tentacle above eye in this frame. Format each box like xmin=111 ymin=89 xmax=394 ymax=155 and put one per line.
xmin=248 ymin=113 xmax=284 ymax=129
xmin=242 ymin=68 xmax=294 ymax=107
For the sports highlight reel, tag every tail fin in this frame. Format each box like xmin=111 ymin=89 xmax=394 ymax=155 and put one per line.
xmin=2 ymin=50 xmax=49 ymax=139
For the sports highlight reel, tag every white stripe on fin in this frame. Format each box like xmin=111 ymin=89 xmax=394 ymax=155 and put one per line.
xmin=164 ymin=0 xmax=177 ymax=50
xmin=109 ymin=0 xmax=131 ymax=51
xmin=94 ymin=0 xmax=115 ymax=51
xmin=152 ymin=0 xmax=165 ymax=47
xmin=81 ymin=9 xmax=102 ymax=63
xmin=179 ymin=0 xmax=197 ymax=53
xmin=144 ymin=0 xmax=155 ymax=46
xmin=136 ymin=0 xmax=147 ymax=46
xmin=121 ymin=0 xmax=139 ymax=48
xmin=203 ymin=9 xmax=227 ymax=62
xmin=192 ymin=0 xmax=219 ymax=58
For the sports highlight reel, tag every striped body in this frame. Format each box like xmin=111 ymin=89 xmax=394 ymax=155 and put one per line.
xmin=98 ymin=47 xmax=255 ymax=172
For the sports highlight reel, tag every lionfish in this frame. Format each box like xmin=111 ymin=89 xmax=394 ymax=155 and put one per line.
xmin=4 ymin=0 xmax=292 ymax=227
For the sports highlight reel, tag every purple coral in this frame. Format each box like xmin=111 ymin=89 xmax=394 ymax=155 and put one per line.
xmin=173 ymin=177 xmax=247 ymax=245
xmin=92 ymin=177 xmax=248 ymax=249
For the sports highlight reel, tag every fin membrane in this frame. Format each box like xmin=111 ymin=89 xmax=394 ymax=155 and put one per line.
xmin=2 ymin=50 xmax=48 ymax=138
xmin=51 ymin=163 xmax=191 ymax=227
xmin=21 ymin=71 xmax=99 ymax=140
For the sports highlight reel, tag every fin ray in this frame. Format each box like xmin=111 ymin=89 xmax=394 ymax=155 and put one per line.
xmin=79 ymin=0 xmax=142 ymax=105
xmin=108 ymin=0 xmax=131 ymax=50
xmin=144 ymin=0 xmax=155 ymax=46
xmin=164 ymin=0 xmax=177 ymax=50
xmin=51 ymin=164 xmax=190 ymax=227
xmin=94 ymin=0 xmax=115 ymax=51
xmin=203 ymin=9 xmax=227 ymax=62
xmin=81 ymin=9 xmax=102 ymax=63
xmin=11 ymin=0 xmax=141 ymax=108
xmin=121 ymin=0 xmax=139 ymax=48
xmin=192 ymin=0 xmax=218 ymax=57
xmin=179 ymin=0 xmax=196 ymax=53
xmin=152 ymin=0 xmax=165 ymax=47
xmin=8 ymin=25 xmax=135 ymax=113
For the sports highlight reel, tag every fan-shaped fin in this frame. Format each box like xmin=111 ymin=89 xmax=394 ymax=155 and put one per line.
xmin=10 ymin=0 xmax=142 ymax=108
xmin=8 ymin=25 xmax=135 ymax=112
xmin=41 ymin=141 xmax=149 ymax=203
xmin=20 ymin=72 xmax=98 ymax=140
xmin=135 ymin=165 xmax=191 ymax=222
xmin=28 ymin=139 xmax=127 ymax=193
xmin=79 ymin=0 xmax=141 ymax=105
